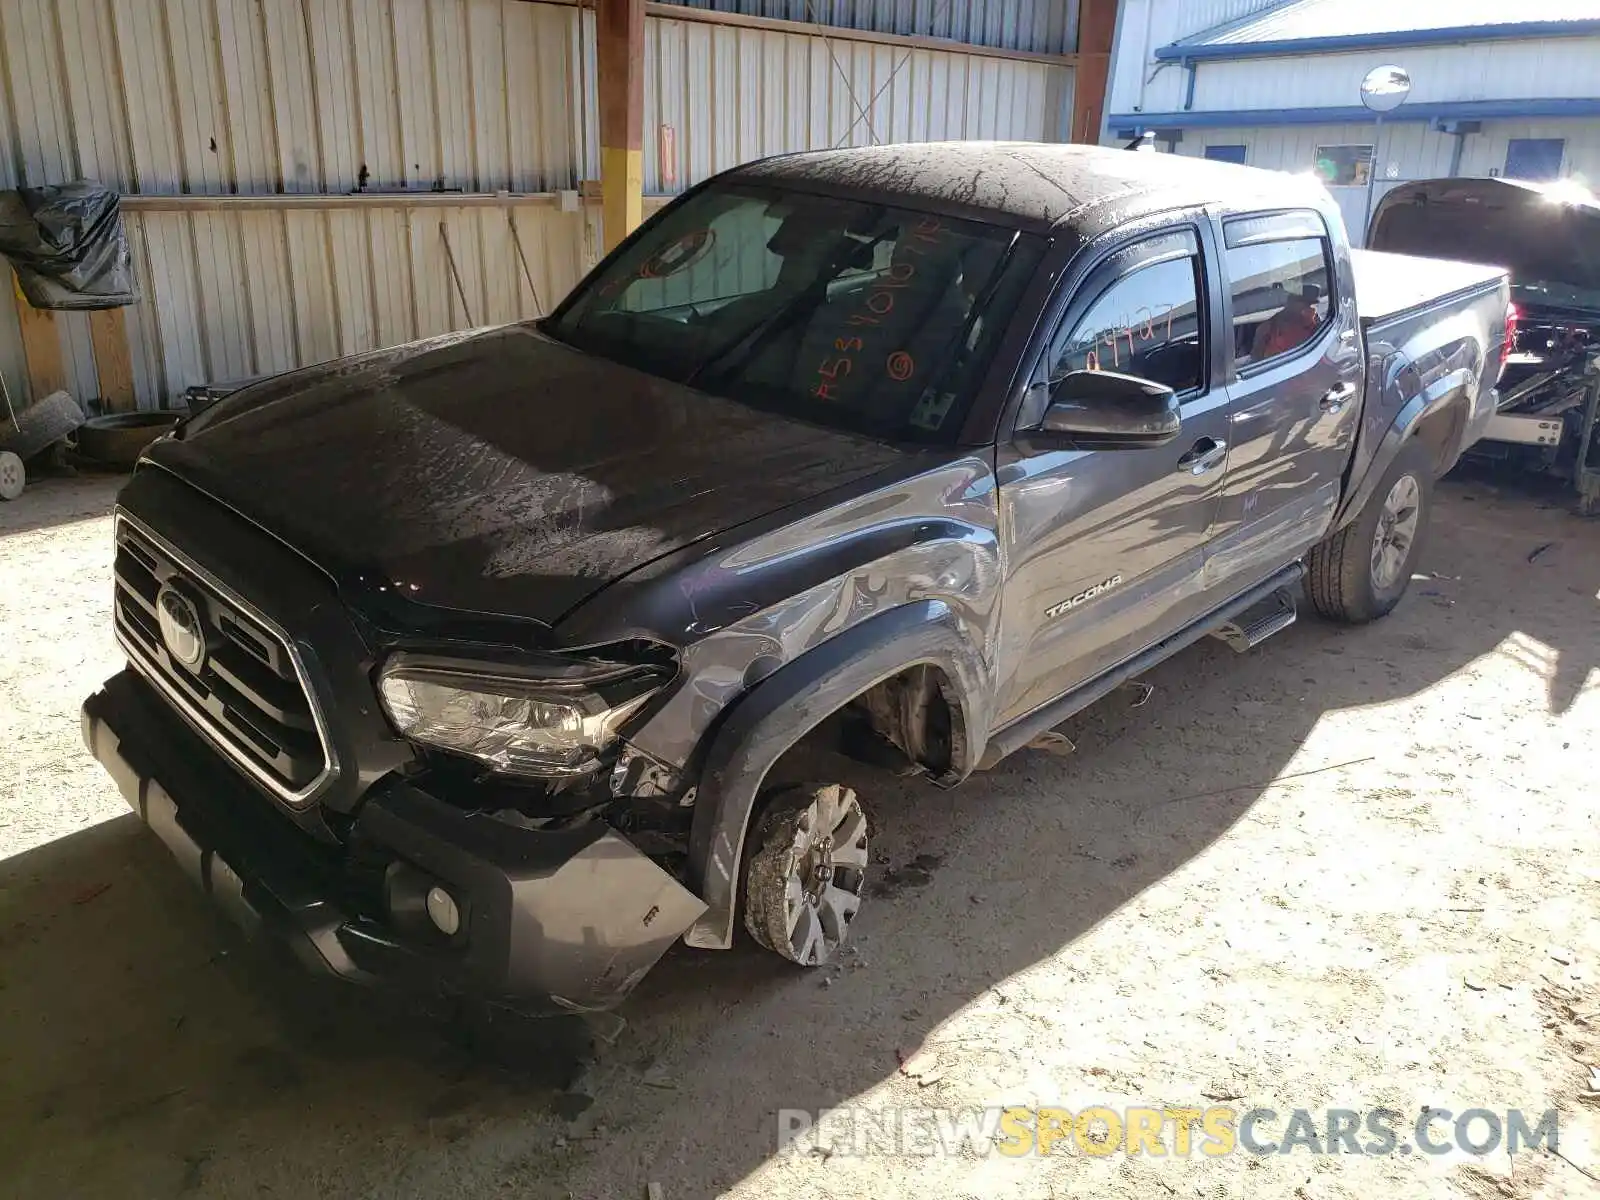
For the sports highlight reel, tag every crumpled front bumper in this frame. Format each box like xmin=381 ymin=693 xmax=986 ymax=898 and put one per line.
xmin=82 ymin=669 xmax=705 ymax=1012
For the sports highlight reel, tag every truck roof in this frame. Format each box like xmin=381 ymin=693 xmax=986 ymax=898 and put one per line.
xmin=729 ymin=141 xmax=1333 ymax=237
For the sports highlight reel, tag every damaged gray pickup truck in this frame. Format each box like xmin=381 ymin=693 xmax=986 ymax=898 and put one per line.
xmin=84 ymin=144 xmax=1510 ymax=1013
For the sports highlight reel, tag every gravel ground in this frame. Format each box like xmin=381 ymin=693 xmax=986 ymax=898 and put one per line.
xmin=1 ymin=470 xmax=1597 ymax=1199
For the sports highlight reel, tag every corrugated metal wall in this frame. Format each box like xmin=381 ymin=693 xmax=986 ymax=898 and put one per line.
xmin=0 ymin=0 xmax=583 ymax=193
xmin=0 ymin=0 xmax=584 ymax=407
xmin=642 ymin=11 xmax=1073 ymax=192
xmin=0 ymin=0 xmax=1073 ymax=409
xmin=0 ymin=201 xmax=586 ymax=409
xmin=653 ymin=0 xmax=1080 ymax=55
xmin=119 ymin=202 xmax=585 ymax=397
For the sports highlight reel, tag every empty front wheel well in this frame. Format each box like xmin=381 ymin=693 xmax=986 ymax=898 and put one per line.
xmin=848 ymin=663 xmax=968 ymax=781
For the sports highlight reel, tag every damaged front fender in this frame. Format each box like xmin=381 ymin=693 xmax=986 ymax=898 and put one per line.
xmin=683 ymin=600 xmax=989 ymax=950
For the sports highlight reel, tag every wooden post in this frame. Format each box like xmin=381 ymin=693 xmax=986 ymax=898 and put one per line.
xmin=89 ymin=308 xmax=136 ymax=411
xmin=11 ymin=274 xmax=66 ymax=400
xmin=597 ymin=0 xmax=645 ymax=253
xmin=1072 ymin=0 xmax=1120 ymax=145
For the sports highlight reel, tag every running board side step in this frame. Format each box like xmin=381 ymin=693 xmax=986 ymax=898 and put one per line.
xmin=978 ymin=563 xmax=1306 ymax=770
xmin=1209 ymin=586 xmax=1298 ymax=653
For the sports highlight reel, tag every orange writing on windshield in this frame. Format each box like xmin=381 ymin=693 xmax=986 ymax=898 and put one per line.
xmin=812 ymin=217 xmax=946 ymax=401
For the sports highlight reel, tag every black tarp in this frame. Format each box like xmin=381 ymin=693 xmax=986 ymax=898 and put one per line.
xmin=0 ymin=181 xmax=139 ymax=310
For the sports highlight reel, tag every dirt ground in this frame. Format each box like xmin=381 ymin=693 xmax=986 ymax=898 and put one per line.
xmin=1 ymin=469 xmax=1597 ymax=1199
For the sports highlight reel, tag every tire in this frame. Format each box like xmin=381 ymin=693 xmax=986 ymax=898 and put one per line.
xmin=76 ymin=412 xmax=182 ymax=467
xmin=1307 ymin=441 xmax=1433 ymax=624
xmin=741 ymin=783 xmax=870 ymax=967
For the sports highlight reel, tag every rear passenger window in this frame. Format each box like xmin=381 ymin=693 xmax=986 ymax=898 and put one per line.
xmin=1225 ymin=237 xmax=1331 ymax=369
xmin=1049 ymin=254 xmax=1204 ymax=393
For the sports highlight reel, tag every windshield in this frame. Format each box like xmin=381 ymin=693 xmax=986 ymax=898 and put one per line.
xmin=545 ymin=184 xmax=1044 ymax=443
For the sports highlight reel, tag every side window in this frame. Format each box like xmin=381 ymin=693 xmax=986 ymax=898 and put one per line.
xmin=1313 ymin=145 xmax=1373 ymax=186
xmin=1225 ymin=237 xmax=1331 ymax=370
xmin=1047 ymin=254 xmax=1204 ymax=394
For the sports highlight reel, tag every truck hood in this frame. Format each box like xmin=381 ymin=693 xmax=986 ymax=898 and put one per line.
xmin=1369 ymin=177 xmax=1600 ymax=314
xmin=147 ymin=324 xmax=906 ymax=625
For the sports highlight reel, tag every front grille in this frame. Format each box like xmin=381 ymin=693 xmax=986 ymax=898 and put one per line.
xmin=113 ymin=513 xmax=334 ymax=808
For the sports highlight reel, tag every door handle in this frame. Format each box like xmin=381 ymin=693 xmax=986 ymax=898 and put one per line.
xmin=1176 ymin=437 xmax=1227 ymax=475
xmin=1320 ymin=382 xmax=1356 ymax=413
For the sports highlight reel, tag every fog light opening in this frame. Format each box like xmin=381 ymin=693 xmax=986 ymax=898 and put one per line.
xmin=425 ymin=885 xmax=461 ymax=936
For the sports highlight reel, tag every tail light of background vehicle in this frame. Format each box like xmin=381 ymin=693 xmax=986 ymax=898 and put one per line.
xmin=1500 ymin=302 xmax=1520 ymax=378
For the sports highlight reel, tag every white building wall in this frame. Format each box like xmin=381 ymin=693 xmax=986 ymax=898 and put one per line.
xmin=1106 ymin=0 xmax=1283 ymax=116
xmin=1188 ymin=37 xmax=1600 ymax=112
xmin=1172 ymin=119 xmax=1600 ymax=244
xmin=0 ymin=0 xmax=1072 ymax=409
xmin=1454 ymin=119 xmax=1600 ymax=181
xmin=1105 ymin=2 xmax=1600 ymax=245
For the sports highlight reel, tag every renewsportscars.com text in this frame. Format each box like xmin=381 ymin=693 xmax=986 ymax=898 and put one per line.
xmin=777 ymin=1105 xmax=1560 ymax=1159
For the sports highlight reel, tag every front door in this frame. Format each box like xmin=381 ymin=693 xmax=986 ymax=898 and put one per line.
xmin=1208 ymin=210 xmax=1362 ymax=588
xmin=994 ymin=224 xmax=1230 ymax=727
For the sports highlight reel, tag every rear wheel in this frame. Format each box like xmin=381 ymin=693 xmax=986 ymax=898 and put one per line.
xmin=742 ymin=783 xmax=870 ymax=966
xmin=1307 ymin=442 xmax=1432 ymax=624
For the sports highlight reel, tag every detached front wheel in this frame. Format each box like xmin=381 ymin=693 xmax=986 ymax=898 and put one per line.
xmin=742 ymin=783 xmax=870 ymax=967
xmin=1307 ymin=442 xmax=1433 ymax=624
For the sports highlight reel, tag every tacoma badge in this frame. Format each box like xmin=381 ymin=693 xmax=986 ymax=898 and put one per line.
xmin=1046 ymin=574 xmax=1122 ymax=619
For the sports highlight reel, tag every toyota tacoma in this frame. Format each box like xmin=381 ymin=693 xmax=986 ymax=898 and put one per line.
xmin=83 ymin=144 xmax=1510 ymax=1012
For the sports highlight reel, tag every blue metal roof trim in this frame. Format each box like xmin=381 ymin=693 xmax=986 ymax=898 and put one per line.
xmin=1155 ymin=20 xmax=1600 ymax=60
xmin=1110 ymin=97 xmax=1600 ymax=133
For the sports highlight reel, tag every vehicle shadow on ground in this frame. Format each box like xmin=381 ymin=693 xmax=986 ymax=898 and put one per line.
xmin=0 ymin=469 xmax=123 ymax=537
xmin=1 ymin=482 xmax=1595 ymax=1198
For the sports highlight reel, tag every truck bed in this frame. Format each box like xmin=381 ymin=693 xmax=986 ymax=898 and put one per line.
xmin=1351 ymin=248 xmax=1506 ymax=329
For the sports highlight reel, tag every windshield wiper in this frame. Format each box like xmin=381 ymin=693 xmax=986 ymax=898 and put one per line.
xmin=685 ymin=282 xmax=827 ymax=389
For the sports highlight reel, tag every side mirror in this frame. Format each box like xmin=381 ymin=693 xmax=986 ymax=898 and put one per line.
xmin=1037 ymin=370 xmax=1182 ymax=449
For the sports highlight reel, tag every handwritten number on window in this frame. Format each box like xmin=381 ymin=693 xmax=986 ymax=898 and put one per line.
xmin=1072 ymin=305 xmax=1176 ymax=374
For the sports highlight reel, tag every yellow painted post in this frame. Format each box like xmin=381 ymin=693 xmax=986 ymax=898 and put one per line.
xmin=597 ymin=0 xmax=645 ymax=253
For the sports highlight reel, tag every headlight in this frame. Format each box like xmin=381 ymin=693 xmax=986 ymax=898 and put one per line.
xmin=377 ymin=654 xmax=664 ymax=777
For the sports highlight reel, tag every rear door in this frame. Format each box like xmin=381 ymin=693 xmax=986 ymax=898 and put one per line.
xmin=993 ymin=221 xmax=1232 ymax=727
xmin=1207 ymin=210 xmax=1362 ymax=586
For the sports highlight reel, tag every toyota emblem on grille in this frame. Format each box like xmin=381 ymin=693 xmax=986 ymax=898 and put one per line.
xmin=156 ymin=584 xmax=206 ymax=672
